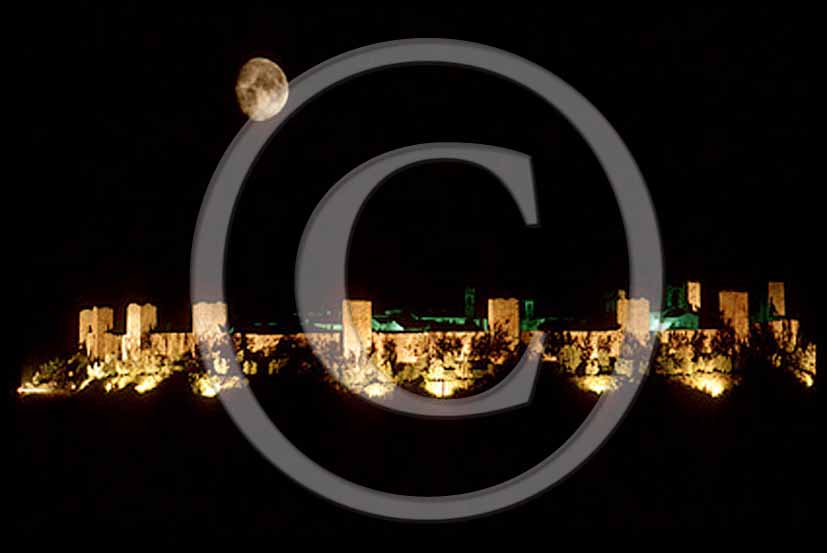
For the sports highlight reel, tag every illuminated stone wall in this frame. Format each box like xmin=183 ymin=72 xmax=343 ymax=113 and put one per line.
xmin=192 ymin=301 xmax=228 ymax=340
xmin=719 ymin=291 xmax=749 ymax=342
xmin=123 ymin=303 xmax=158 ymax=360
xmin=244 ymin=332 xmax=340 ymax=356
xmin=73 ymin=285 xmax=803 ymax=388
xmin=126 ymin=303 xmax=157 ymax=336
xmin=768 ymin=281 xmax=786 ymax=317
xmin=617 ymin=296 xmax=650 ymax=343
xmin=687 ymin=281 xmax=701 ymax=312
xmin=768 ymin=319 xmax=799 ymax=351
xmin=373 ymin=331 xmax=484 ymax=365
xmin=373 ymin=332 xmax=428 ymax=364
xmin=540 ymin=330 xmax=622 ymax=375
xmin=149 ymin=332 xmax=196 ymax=359
xmin=660 ymin=329 xmax=720 ymax=355
xmin=488 ymin=298 xmax=520 ymax=340
xmin=100 ymin=332 xmax=121 ymax=361
xmin=79 ymin=306 xmax=117 ymax=359
xmin=342 ymin=299 xmax=372 ymax=358
xmin=566 ymin=330 xmax=623 ymax=357
xmin=79 ymin=309 xmax=93 ymax=349
xmin=656 ymin=328 xmax=730 ymax=375
xmin=243 ymin=334 xmax=284 ymax=356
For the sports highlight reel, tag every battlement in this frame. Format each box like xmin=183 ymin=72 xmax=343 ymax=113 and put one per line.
xmin=10 ymin=279 xmax=801 ymax=399
xmin=77 ymin=282 xmax=802 ymax=367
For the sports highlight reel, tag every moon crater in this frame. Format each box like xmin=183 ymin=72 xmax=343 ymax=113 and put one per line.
xmin=235 ymin=57 xmax=289 ymax=121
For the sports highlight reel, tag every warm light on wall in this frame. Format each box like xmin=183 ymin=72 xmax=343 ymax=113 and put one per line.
xmin=17 ymin=384 xmax=64 ymax=396
xmin=424 ymin=380 xmax=464 ymax=398
xmin=678 ymin=373 xmax=732 ymax=398
xmin=795 ymin=371 xmax=814 ymax=388
xmin=574 ymin=375 xmax=619 ymax=395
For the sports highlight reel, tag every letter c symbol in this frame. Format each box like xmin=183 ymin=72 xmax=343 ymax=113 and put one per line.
xmin=191 ymin=39 xmax=663 ymax=521
xmin=295 ymin=143 xmax=545 ymax=417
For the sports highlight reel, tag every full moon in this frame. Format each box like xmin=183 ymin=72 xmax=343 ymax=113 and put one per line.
xmin=235 ymin=57 xmax=289 ymax=122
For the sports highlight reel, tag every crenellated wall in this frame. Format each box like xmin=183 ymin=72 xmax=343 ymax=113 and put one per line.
xmin=373 ymin=331 xmax=484 ymax=364
xmin=342 ymin=300 xmax=372 ymax=358
xmin=149 ymin=332 xmax=196 ymax=360
xmin=244 ymin=332 xmax=340 ymax=356
xmin=76 ymin=283 xmax=807 ymax=388
xmin=123 ymin=303 xmax=157 ymax=360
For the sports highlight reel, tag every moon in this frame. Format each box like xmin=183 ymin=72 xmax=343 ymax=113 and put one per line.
xmin=235 ymin=57 xmax=289 ymax=122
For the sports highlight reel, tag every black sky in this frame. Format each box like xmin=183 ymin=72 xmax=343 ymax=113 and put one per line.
xmin=17 ymin=8 xmax=817 ymax=367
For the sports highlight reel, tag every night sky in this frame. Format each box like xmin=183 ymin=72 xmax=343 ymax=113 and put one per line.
xmin=18 ymin=8 xmax=817 ymax=368
xmin=11 ymin=8 xmax=821 ymax=536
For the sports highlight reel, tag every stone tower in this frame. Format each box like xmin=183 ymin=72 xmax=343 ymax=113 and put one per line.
xmin=719 ymin=291 xmax=749 ymax=342
xmin=342 ymin=299 xmax=372 ymax=359
xmin=488 ymin=298 xmax=520 ymax=340
xmin=768 ymin=281 xmax=786 ymax=318
xmin=616 ymin=296 xmax=650 ymax=343
xmin=192 ymin=301 xmax=228 ymax=340
xmin=523 ymin=299 xmax=535 ymax=321
xmin=78 ymin=306 xmax=116 ymax=359
xmin=122 ymin=303 xmax=158 ymax=360
xmin=687 ymin=281 xmax=701 ymax=313
xmin=464 ymin=287 xmax=476 ymax=320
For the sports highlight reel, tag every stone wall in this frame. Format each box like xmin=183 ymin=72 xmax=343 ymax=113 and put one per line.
xmin=79 ymin=309 xmax=92 ymax=349
xmin=617 ymin=297 xmax=650 ymax=343
xmin=719 ymin=290 xmax=749 ymax=341
xmin=767 ymin=319 xmax=799 ymax=351
xmin=541 ymin=329 xmax=623 ymax=375
xmin=342 ymin=299 xmax=371 ymax=358
xmin=244 ymin=332 xmax=340 ymax=356
xmin=149 ymin=332 xmax=196 ymax=360
xmin=659 ymin=329 xmax=721 ymax=356
xmin=192 ymin=301 xmax=228 ymax=340
xmin=488 ymin=298 xmax=520 ymax=340
xmin=373 ymin=331 xmax=485 ymax=365
xmin=687 ymin=281 xmax=701 ymax=312
xmin=768 ymin=281 xmax=786 ymax=317
xmin=123 ymin=303 xmax=158 ymax=360
xmin=76 ymin=287 xmax=802 ymax=385
xmin=79 ymin=306 xmax=116 ymax=359
xmin=243 ymin=334 xmax=285 ymax=356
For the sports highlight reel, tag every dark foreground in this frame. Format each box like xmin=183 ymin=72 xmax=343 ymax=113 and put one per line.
xmin=11 ymin=367 xmax=819 ymax=535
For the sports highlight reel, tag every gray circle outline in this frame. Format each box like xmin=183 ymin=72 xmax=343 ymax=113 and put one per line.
xmin=191 ymin=39 xmax=663 ymax=521
xmin=296 ymin=143 xmax=546 ymax=418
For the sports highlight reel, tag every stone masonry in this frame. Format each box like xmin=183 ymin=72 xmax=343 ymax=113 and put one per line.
xmin=76 ymin=283 xmax=800 ymax=378
xmin=192 ymin=301 xmax=228 ymax=340
xmin=768 ymin=281 xmax=786 ymax=318
xmin=719 ymin=290 xmax=749 ymax=342
xmin=616 ymin=296 xmax=650 ymax=343
xmin=79 ymin=306 xmax=116 ymax=359
xmin=687 ymin=281 xmax=701 ymax=313
xmin=342 ymin=299 xmax=372 ymax=359
xmin=487 ymin=298 xmax=520 ymax=340
xmin=122 ymin=303 xmax=157 ymax=360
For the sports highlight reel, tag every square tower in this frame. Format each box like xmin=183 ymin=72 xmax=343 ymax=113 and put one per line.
xmin=719 ymin=291 xmax=749 ymax=342
xmin=192 ymin=301 xmax=228 ymax=340
xmin=464 ymin=287 xmax=476 ymax=320
xmin=342 ymin=299 xmax=372 ymax=359
xmin=488 ymin=298 xmax=520 ymax=340
xmin=123 ymin=303 xmax=158 ymax=360
xmin=79 ymin=306 xmax=115 ymax=359
xmin=617 ymin=296 xmax=650 ymax=343
xmin=768 ymin=281 xmax=785 ymax=318
xmin=687 ymin=281 xmax=701 ymax=313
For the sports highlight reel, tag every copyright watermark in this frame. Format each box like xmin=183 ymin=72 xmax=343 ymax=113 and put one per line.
xmin=191 ymin=39 xmax=663 ymax=521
